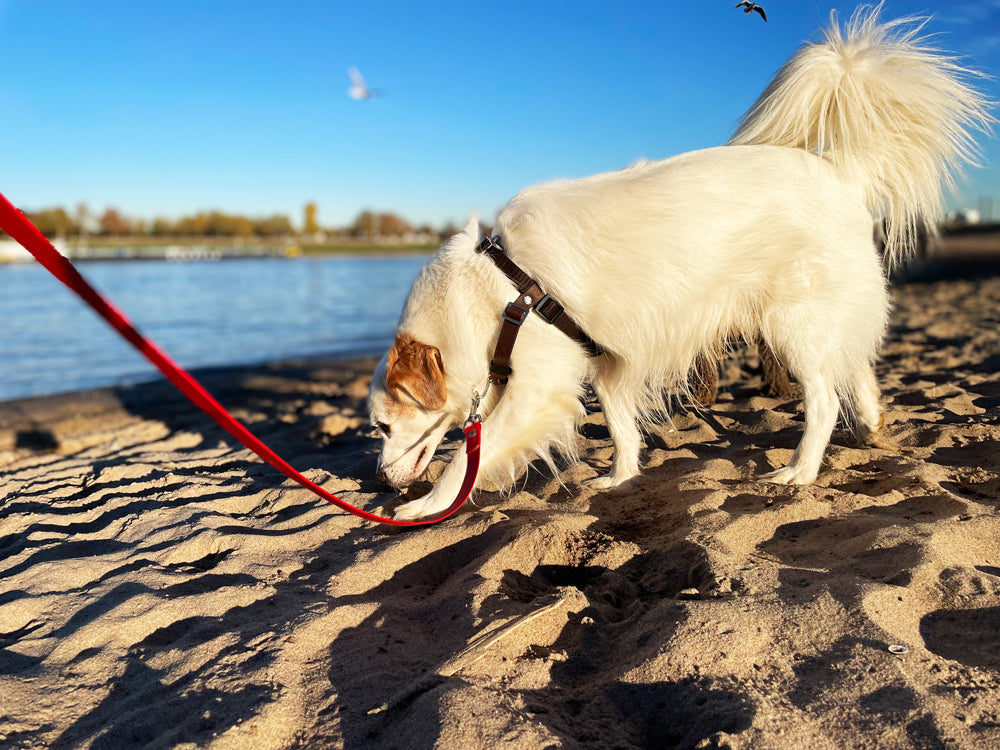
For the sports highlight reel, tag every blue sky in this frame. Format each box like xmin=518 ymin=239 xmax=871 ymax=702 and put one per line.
xmin=2 ymin=0 xmax=998 ymax=230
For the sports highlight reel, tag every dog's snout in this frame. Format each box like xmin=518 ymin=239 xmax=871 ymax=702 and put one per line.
xmin=375 ymin=458 xmax=399 ymax=488
xmin=375 ymin=457 xmax=389 ymax=485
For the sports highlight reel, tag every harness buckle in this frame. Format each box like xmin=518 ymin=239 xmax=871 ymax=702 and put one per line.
xmin=501 ymin=301 xmax=531 ymax=326
xmin=534 ymin=293 xmax=564 ymax=324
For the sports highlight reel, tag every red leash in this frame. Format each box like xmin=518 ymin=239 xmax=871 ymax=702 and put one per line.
xmin=0 ymin=192 xmax=480 ymax=526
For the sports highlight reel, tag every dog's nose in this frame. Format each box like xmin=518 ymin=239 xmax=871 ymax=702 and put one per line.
xmin=375 ymin=459 xmax=392 ymax=486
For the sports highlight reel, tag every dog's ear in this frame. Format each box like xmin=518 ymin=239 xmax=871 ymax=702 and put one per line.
xmin=385 ymin=334 xmax=447 ymax=410
xmin=462 ymin=214 xmax=481 ymax=243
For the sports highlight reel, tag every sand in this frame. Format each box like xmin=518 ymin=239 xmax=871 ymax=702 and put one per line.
xmin=1 ymin=250 xmax=999 ymax=749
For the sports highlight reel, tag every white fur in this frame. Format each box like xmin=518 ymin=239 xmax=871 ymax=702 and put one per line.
xmin=369 ymin=5 xmax=993 ymax=520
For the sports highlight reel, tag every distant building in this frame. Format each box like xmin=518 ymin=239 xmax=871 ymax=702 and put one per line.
xmin=945 ymin=209 xmax=982 ymax=228
xmin=0 ymin=240 xmax=33 ymax=262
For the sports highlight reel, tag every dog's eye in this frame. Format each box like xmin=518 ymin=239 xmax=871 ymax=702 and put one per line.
xmin=375 ymin=422 xmax=391 ymax=437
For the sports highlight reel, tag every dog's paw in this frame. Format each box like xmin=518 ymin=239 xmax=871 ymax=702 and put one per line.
xmin=760 ymin=464 xmax=817 ymax=485
xmin=393 ymin=494 xmax=450 ymax=521
xmin=855 ymin=412 xmax=888 ymax=447
xmin=585 ymin=471 xmax=641 ymax=490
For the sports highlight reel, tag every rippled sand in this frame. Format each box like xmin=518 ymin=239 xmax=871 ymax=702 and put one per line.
xmin=2 ymin=256 xmax=999 ymax=749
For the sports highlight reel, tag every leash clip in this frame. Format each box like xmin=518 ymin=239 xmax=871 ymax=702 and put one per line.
xmin=465 ymin=382 xmax=490 ymax=428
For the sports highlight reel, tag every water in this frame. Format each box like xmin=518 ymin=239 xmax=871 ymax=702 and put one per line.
xmin=0 ymin=254 xmax=428 ymax=402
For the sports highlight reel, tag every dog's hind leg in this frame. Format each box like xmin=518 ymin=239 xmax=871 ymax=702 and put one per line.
xmin=588 ymin=367 xmax=643 ymax=489
xmin=760 ymin=341 xmax=798 ymax=399
xmin=846 ymin=363 xmax=884 ymax=444
xmin=762 ymin=368 xmax=839 ymax=485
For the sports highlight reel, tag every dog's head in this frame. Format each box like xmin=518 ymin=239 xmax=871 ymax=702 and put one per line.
xmin=368 ymin=332 xmax=455 ymax=488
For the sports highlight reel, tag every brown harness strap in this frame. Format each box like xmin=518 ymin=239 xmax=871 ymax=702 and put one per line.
xmin=476 ymin=234 xmax=603 ymax=385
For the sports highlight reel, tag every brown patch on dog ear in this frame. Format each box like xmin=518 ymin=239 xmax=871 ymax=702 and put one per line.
xmin=385 ymin=333 xmax=447 ymax=410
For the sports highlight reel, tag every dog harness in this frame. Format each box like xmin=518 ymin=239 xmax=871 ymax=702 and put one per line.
xmin=476 ymin=234 xmax=603 ymax=385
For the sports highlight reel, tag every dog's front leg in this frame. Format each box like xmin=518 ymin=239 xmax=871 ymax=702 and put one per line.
xmin=392 ymin=438 xmax=471 ymax=521
xmin=587 ymin=371 xmax=642 ymax=489
xmin=393 ymin=375 xmax=584 ymax=520
xmin=392 ymin=399 xmax=518 ymax=521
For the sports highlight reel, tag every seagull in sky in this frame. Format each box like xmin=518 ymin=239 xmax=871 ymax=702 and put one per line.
xmin=347 ymin=66 xmax=379 ymax=100
xmin=735 ymin=1 xmax=767 ymax=22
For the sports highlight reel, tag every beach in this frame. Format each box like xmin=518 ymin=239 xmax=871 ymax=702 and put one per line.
xmin=1 ymin=253 xmax=999 ymax=749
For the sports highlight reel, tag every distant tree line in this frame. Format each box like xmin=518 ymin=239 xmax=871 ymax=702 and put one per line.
xmin=2 ymin=202 xmax=456 ymax=242
xmin=346 ymin=209 xmax=448 ymax=240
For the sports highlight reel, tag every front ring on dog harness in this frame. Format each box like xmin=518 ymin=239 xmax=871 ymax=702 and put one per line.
xmin=476 ymin=234 xmax=603 ymax=385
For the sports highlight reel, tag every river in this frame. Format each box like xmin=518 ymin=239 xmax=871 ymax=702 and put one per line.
xmin=0 ymin=254 xmax=428 ymax=402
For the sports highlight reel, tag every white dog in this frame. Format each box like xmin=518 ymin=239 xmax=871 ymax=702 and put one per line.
xmin=369 ymin=6 xmax=992 ymax=521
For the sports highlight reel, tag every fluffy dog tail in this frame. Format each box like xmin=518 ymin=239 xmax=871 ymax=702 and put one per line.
xmin=728 ymin=4 xmax=994 ymax=266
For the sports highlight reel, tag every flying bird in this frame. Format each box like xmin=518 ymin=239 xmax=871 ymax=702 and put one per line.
xmin=735 ymin=1 xmax=767 ymax=22
xmin=347 ymin=66 xmax=379 ymax=100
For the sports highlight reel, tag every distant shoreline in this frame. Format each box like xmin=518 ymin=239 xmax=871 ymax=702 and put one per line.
xmin=0 ymin=235 xmax=438 ymax=262
xmin=79 ymin=235 xmax=437 ymax=253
